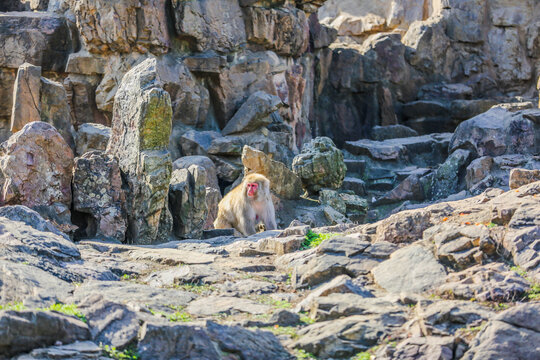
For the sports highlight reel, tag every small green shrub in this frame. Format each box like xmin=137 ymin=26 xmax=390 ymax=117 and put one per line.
xmin=296 ymin=349 xmax=318 ymax=359
xmin=39 ymin=303 xmax=87 ymax=323
xmin=101 ymin=344 xmax=140 ymax=360
xmin=0 ymin=302 xmax=26 ymax=311
xmin=300 ymin=231 xmax=339 ymax=250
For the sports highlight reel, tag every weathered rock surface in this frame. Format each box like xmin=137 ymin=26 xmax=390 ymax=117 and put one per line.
xmin=0 ymin=122 xmax=74 ymax=224
xmin=10 ymin=63 xmax=41 ymax=134
xmin=372 ymin=245 xmax=447 ymax=294
xmin=75 ymin=123 xmax=111 ymax=156
xmin=293 ymin=137 xmax=346 ymax=193
xmin=168 ymin=166 xmax=208 ymax=239
xmin=106 ymin=58 xmax=172 ymax=244
xmin=242 ymin=145 xmax=303 ymax=199
xmin=40 ymin=77 xmax=76 ymax=149
xmin=171 ymin=0 xmax=247 ymax=53
xmin=72 ymin=151 xmax=126 ymax=241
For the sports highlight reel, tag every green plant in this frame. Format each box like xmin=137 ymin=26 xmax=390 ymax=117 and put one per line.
xmin=101 ymin=344 xmax=140 ymax=360
xmin=486 ymin=222 xmax=498 ymax=229
xmin=300 ymin=313 xmax=315 ymax=325
xmin=528 ymin=283 xmax=540 ymax=301
xmin=300 ymin=231 xmax=339 ymax=250
xmin=40 ymin=303 xmax=87 ymax=323
xmin=148 ymin=307 xmax=192 ymax=322
xmin=511 ymin=266 xmax=527 ymax=278
xmin=257 ymin=296 xmax=292 ymax=309
xmin=174 ymin=283 xmax=215 ymax=294
xmin=296 ymin=349 xmax=318 ymax=359
xmin=351 ymin=353 xmax=371 ymax=360
xmin=262 ymin=325 xmax=298 ymax=339
xmin=0 ymin=302 xmax=26 ymax=311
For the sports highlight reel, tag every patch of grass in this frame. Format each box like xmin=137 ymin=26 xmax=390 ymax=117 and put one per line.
xmin=0 ymin=302 xmax=26 ymax=311
xmin=300 ymin=313 xmax=315 ymax=325
xmin=148 ymin=307 xmax=192 ymax=322
xmin=528 ymin=283 xmax=540 ymax=301
xmin=257 ymin=296 xmax=292 ymax=309
xmin=300 ymin=231 xmax=339 ymax=250
xmin=351 ymin=353 xmax=371 ymax=360
xmin=486 ymin=222 xmax=498 ymax=229
xmin=511 ymin=266 xmax=527 ymax=278
xmin=39 ymin=303 xmax=87 ymax=323
xmin=262 ymin=325 xmax=298 ymax=339
xmin=296 ymin=349 xmax=318 ymax=359
xmin=174 ymin=283 xmax=216 ymax=294
xmin=101 ymin=344 xmax=139 ymax=360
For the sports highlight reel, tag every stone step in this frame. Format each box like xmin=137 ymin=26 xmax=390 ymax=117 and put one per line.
xmin=344 ymin=159 xmax=366 ymax=176
xmin=341 ymin=177 xmax=366 ymax=196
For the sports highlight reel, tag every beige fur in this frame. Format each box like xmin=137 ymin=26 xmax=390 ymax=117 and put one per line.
xmin=214 ymin=173 xmax=277 ymax=236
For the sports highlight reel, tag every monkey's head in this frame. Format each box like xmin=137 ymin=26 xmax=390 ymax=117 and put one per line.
xmin=243 ymin=173 xmax=270 ymax=201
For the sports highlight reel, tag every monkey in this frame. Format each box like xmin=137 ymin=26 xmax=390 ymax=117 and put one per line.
xmin=214 ymin=173 xmax=277 ymax=236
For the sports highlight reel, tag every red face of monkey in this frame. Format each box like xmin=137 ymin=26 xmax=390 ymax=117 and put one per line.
xmin=246 ymin=182 xmax=259 ymax=198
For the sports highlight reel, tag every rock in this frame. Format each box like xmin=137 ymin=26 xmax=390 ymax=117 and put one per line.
xmin=323 ymin=206 xmax=351 ymax=225
xmin=292 ymin=137 xmax=346 ymax=193
xmin=344 ymin=134 xmax=451 ymax=165
xmin=171 ymin=0 xmax=246 ymax=53
xmin=242 ymin=145 xmax=303 ymax=199
xmin=0 ymin=12 xmax=74 ymax=71
xmin=509 ymin=168 xmax=540 ymax=189
xmin=370 ymin=124 xmax=419 ymax=141
xmin=372 ymin=245 xmax=446 ymax=294
xmin=431 ymin=149 xmax=471 ymax=200
xmin=375 ymin=209 xmax=433 ymax=244
xmin=309 ymin=13 xmax=338 ymax=49
xmin=173 ymin=156 xmax=221 ymax=229
xmin=70 ymin=0 xmax=169 ymax=54
xmin=185 ymin=296 xmax=271 ymax=316
xmin=296 ymin=274 xmax=374 ymax=312
xmin=377 ymin=171 xmax=430 ymax=205
xmin=64 ymin=74 xmax=108 ymax=129
xmin=309 ymin=293 xmax=406 ymax=322
xmin=0 ymin=310 xmax=90 ymax=357
xmin=341 ymin=177 xmax=367 ymax=196
xmin=65 ymin=50 xmax=106 ymax=76
xmin=292 ymin=313 xmax=406 ymax=358
xmin=0 ymin=205 xmax=68 ymax=240
xmin=0 ymin=260 xmax=72 ymax=307
xmin=40 ymin=77 xmax=76 ymax=149
xmin=222 ymin=91 xmax=282 ymax=136
xmin=138 ymin=320 xmax=290 ymax=360
xmin=70 ymin=281 xmax=196 ymax=312
xmin=78 ymin=297 xmax=139 ymax=349
xmin=72 ymin=151 xmax=127 ymax=241
xmin=217 ymin=279 xmax=278 ymax=296
xmin=0 ymin=121 xmax=74 ymax=224
xmin=449 ymin=107 xmax=540 ymax=157
xmin=10 ymin=63 xmax=41 ymax=134
xmin=13 ymin=341 xmax=103 ymax=359
xmin=415 ymin=299 xmax=493 ymax=336
xmin=462 ymin=303 xmax=540 ymax=360
xmin=106 ymin=58 xmax=172 ymax=244
xmin=391 ymin=336 xmax=459 ymax=360
xmin=244 ymin=6 xmax=309 ymax=57
xmin=257 ymin=235 xmax=304 ymax=255
xmin=168 ymin=166 xmax=208 ymax=239
xmin=179 ymin=130 xmax=221 ymax=156
xmin=436 ymin=263 xmax=530 ymax=302
xmin=75 ymin=123 xmax=111 ymax=156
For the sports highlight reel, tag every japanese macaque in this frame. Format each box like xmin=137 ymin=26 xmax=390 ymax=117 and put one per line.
xmin=214 ymin=173 xmax=277 ymax=236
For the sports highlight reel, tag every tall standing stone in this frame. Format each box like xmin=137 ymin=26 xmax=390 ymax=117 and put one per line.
xmin=11 ymin=63 xmax=41 ymax=133
xmin=106 ymin=58 xmax=173 ymax=244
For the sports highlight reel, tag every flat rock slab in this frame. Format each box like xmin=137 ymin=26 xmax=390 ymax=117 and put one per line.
xmin=69 ymin=281 xmax=197 ymax=312
xmin=185 ymin=296 xmax=271 ymax=316
xmin=144 ymin=264 xmax=222 ymax=287
xmin=372 ymin=245 xmax=446 ymax=294
xmin=217 ymin=279 xmax=278 ymax=296
xmin=128 ymin=248 xmax=216 ymax=265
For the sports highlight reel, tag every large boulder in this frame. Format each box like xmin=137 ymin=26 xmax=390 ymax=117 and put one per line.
xmin=242 ymin=145 xmax=303 ymax=199
xmin=0 ymin=12 xmax=74 ymax=71
xmin=69 ymin=0 xmax=169 ymax=54
xmin=221 ymin=91 xmax=282 ymax=136
xmin=72 ymin=151 xmax=127 ymax=241
xmin=40 ymin=77 xmax=76 ymax=150
xmin=449 ymin=107 xmax=540 ymax=157
xmin=168 ymin=165 xmax=208 ymax=239
xmin=243 ymin=6 xmax=309 ymax=57
xmin=0 ymin=121 xmax=74 ymax=224
xmin=75 ymin=123 xmax=111 ymax=156
xmin=171 ymin=0 xmax=246 ymax=53
xmin=106 ymin=58 xmax=172 ymax=244
xmin=10 ymin=63 xmax=41 ymax=134
xmin=292 ymin=137 xmax=346 ymax=193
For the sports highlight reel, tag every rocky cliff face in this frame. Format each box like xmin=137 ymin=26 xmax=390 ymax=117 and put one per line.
xmin=0 ymin=0 xmax=539 ymax=359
